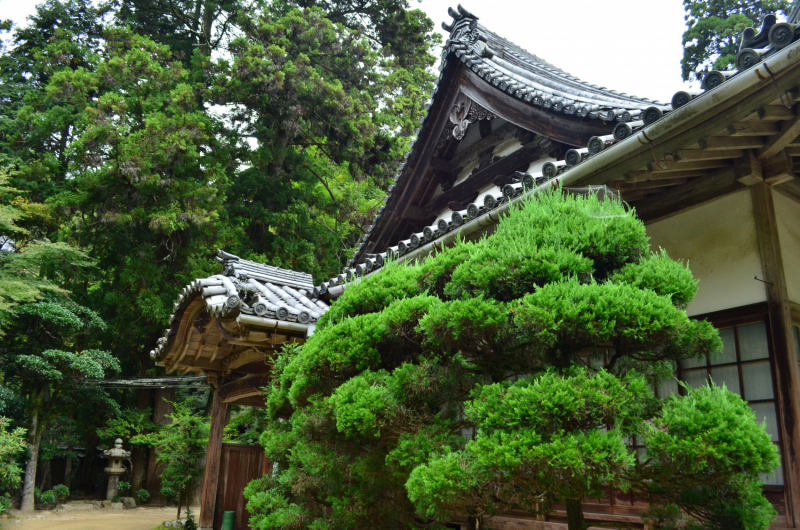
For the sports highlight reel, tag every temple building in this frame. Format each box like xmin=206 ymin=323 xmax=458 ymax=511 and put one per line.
xmin=153 ymin=6 xmax=800 ymax=529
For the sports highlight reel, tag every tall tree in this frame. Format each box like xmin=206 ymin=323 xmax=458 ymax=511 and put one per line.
xmin=244 ymin=190 xmax=751 ymax=529
xmin=0 ymin=163 xmax=94 ymax=335
xmin=36 ymin=26 xmax=230 ymax=377
xmin=213 ymin=2 xmax=437 ymax=278
xmin=0 ymin=0 xmax=108 ymax=181
xmin=115 ymin=0 xmax=244 ymax=60
xmin=681 ymin=0 xmax=790 ymax=82
xmin=0 ymin=299 xmax=119 ymax=511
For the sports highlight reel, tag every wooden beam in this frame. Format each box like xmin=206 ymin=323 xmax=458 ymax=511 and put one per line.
xmin=757 ymin=105 xmax=796 ymax=121
xmin=222 ymin=347 xmax=268 ymax=374
xmin=635 ymin=166 xmax=744 ymax=223
xmin=193 ymin=336 xmax=206 ymax=363
xmin=776 ymin=177 xmax=800 ymax=203
xmin=645 ymin=159 xmax=731 ymax=173
xmin=750 ymin=182 xmax=800 ymax=526
xmin=424 ymin=138 xmax=547 ymax=214
xmin=727 ymin=121 xmax=780 ymax=136
xmin=460 ymin=69 xmax=613 ymax=146
xmin=759 ymin=105 xmax=800 ymax=159
xmin=614 ymin=178 xmax=688 ymax=190
xmin=174 ymin=357 xmax=224 ymax=374
xmin=734 ymin=151 xmax=764 ymax=186
xmin=573 ymin=63 xmax=800 ymax=187
xmin=698 ymin=136 xmax=765 ymax=151
xmin=446 ymin=121 xmax=517 ymax=170
xmin=199 ymin=389 xmax=228 ymax=530
xmin=208 ymin=340 xmax=221 ymax=364
xmin=619 ymin=190 xmax=655 ymax=202
xmin=627 ymin=169 xmax=710 ymax=181
xmin=166 ymin=329 xmax=194 ymax=374
xmin=675 ymin=148 xmax=744 ymax=161
xmin=763 ymin=150 xmax=797 ymax=185
xmin=428 ymin=157 xmax=451 ymax=173
xmin=217 ymin=373 xmax=271 ymax=405
xmin=404 ymin=205 xmax=431 ymax=223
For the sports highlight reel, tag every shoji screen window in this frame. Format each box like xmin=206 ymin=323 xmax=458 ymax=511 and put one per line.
xmin=677 ymin=321 xmax=783 ymax=486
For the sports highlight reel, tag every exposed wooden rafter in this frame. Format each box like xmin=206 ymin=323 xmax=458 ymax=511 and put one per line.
xmin=763 ymin=149 xmax=797 ymax=185
xmin=698 ymin=136 xmax=766 ymax=151
xmin=758 ymin=104 xmax=800 ymax=159
xmin=633 ymin=166 xmax=744 ymax=222
xmin=423 ymin=137 xmax=551 ymax=215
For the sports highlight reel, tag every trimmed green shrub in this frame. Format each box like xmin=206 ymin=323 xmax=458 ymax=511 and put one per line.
xmin=245 ymin=189 xmax=774 ymax=530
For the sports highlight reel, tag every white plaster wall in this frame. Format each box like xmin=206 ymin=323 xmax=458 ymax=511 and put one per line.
xmin=773 ymin=190 xmax=800 ymax=305
xmin=646 ymin=190 xmax=766 ymax=317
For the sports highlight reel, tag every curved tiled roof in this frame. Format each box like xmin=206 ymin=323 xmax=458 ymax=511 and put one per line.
xmin=150 ymin=250 xmax=328 ymax=361
xmin=441 ymin=6 xmax=667 ymax=120
xmin=310 ymin=6 xmax=800 ymax=297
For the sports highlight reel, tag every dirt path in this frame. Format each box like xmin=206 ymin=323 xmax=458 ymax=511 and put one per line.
xmin=5 ymin=506 xmax=191 ymax=530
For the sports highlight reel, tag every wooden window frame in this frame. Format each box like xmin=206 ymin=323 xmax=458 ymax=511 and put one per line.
xmin=690 ymin=302 xmax=786 ymax=494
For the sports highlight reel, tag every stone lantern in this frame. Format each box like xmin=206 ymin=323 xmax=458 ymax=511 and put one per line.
xmin=103 ymin=438 xmax=131 ymax=500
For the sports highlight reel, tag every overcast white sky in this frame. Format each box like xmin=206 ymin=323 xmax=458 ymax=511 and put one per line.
xmin=2 ymin=0 xmax=693 ymax=101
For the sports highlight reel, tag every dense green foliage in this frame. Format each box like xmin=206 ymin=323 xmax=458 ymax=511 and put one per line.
xmin=0 ymin=0 xmax=436 ymax=504
xmin=244 ymin=191 xmax=775 ymax=530
xmin=681 ymin=0 xmax=790 ymax=81
xmin=0 ymin=416 xmax=26 ymax=512
xmin=2 ymin=0 xmax=783 ymax=521
xmin=0 ymin=295 xmax=119 ymax=510
xmin=0 ymin=165 xmax=93 ymax=335
xmin=407 ymin=368 xmax=655 ymax=524
xmin=132 ymin=400 xmax=209 ymax=518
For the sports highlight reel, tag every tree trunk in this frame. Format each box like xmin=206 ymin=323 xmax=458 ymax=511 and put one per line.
xmin=64 ymin=453 xmax=72 ymax=489
xmin=564 ymin=498 xmax=588 ymax=530
xmin=20 ymin=413 xmax=40 ymax=512
xmin=200 ymin=0 xmax=214 ymax=57
xmin=78 ymin=433 xmax=99 ymax=494
xmin=146 ymin=389 xmax=175 ymax=504
xmin=131 ymin=388 xmax=153 ymax=493
xmin=37 ymin=458 xmax=50 ymax=491
xmin=467 ymin=516 xmax=482 ymax=530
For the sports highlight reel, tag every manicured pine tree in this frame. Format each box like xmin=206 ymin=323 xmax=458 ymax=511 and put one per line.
xmin=247 ymin=189 xmax=775 ymax=529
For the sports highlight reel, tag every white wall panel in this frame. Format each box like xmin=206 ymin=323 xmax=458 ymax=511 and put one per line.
xmin=646 ymin=190 xmax=766 ymax=316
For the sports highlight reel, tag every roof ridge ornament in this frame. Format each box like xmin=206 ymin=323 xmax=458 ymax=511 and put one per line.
xmin=457 ymin=5 xmax=476 ymax=19
xmin=443 ymin=5 xmax=478 ymax=32
xmin=740 ymin=14 xmax=777 ymax=52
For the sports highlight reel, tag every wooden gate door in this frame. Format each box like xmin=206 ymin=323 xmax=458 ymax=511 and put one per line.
xmin=214 ymin=444 xmax=269 ymax=530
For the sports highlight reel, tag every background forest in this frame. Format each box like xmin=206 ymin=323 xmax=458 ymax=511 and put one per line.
xmin=0 ymin=0 xmax=437 ymax=511
xmin=0 ymin=0 xmax=790 ymax=521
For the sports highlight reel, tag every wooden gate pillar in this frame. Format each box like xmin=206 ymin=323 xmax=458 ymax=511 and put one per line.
xmin=751 ymin=183 xmax=800 ymax=526
xmin=199 ymin=386 xmax=228 ymax=530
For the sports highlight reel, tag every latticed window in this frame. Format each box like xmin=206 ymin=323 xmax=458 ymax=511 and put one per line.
xmin=657 ymin=320 xmax=784 ymax=486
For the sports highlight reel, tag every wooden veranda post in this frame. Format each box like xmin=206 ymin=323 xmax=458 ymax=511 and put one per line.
xmin=751 ymin=182 xmax=800 ymax=526
xmin=199 ymin=386 xmax=228 ymax=530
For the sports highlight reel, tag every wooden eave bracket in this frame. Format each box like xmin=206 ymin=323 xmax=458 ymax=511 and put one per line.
xmin=758 ymin=104 xmax=800 ymax=159
xmin=735 ymin=151 xmax=764 ymax=186
xmin=762 ymin=149 xmax=797 ymax=185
